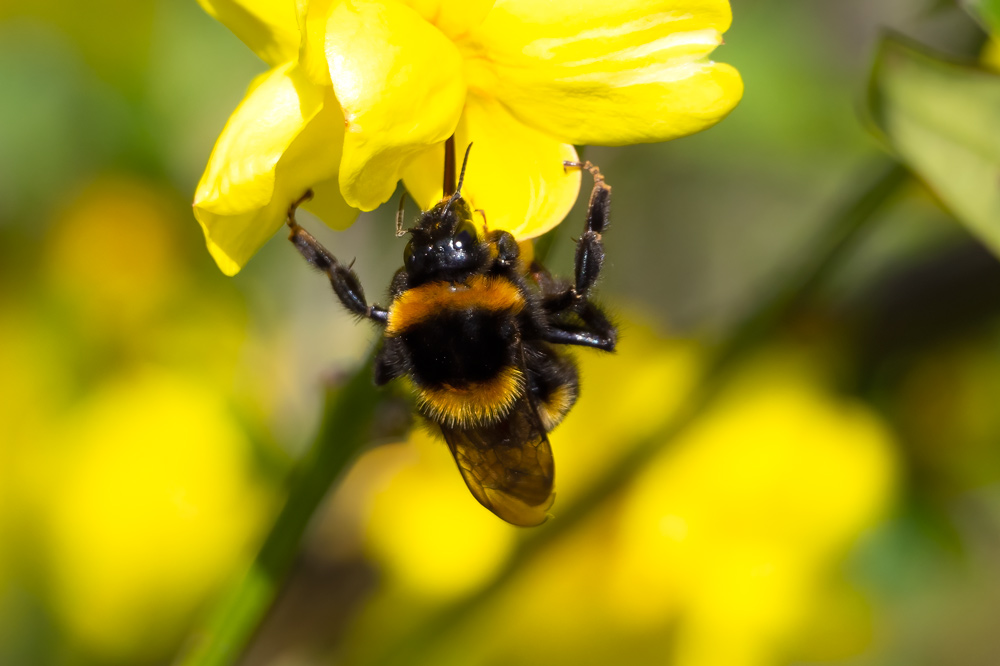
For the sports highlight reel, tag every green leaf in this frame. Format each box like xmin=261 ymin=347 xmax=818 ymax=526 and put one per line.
xmin=962 ymin=0 xmax=1000 ymax=35
xmin=869 ymin=36 xmax=1000 ymax=257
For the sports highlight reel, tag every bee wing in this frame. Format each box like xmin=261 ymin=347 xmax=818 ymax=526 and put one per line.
xmin=441 ymin=399 xmax=555 ymax=527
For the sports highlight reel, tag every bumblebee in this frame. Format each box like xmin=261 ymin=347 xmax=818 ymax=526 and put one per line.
xmin=286 ymin=144 xmax=616 ymax=526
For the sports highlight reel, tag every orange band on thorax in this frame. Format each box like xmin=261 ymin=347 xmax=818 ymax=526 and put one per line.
xmin=387 ymin=274 xmax=525 ymax=336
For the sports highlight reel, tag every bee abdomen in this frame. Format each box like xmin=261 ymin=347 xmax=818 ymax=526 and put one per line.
xmin=388 ymin=275 xmax=529 ymax=428
xmin=526 ymin=344 xmax=580 ymax=432
xmin=416 ymin=365 xmax=525 ymax=428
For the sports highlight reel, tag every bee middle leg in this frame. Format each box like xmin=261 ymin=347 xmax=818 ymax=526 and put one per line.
xmin=542 ymin=299 xmax=616 ymax=351
xmin=286 ymin=191 xmax=388 ymax=325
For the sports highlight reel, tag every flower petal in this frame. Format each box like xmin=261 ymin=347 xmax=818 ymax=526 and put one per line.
xmin=468 ymin=0 xmax=743 ymax=145
xmin=194 ymin=64 xmax=354 ymax=276
xmin=298 ymin=0 xmax=334 ymax=85
xmin=302 ymin=176 xmax=358 ymax=231
xmin=325 ymin=0 xmax=466 ymax=211
xmin=197 ymin=0 xmax=300 ymax=66
xmin=401 ymin=0 xmax=496 ymax=40
xmin=402 ymin=94 xmax=581 ymax=240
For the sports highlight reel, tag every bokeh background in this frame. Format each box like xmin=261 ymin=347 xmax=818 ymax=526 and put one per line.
xmin=2 ymin=1 xmax=1000 ymax=665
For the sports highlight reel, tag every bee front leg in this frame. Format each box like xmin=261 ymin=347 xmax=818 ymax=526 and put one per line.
xmin=536 ymin=163 xmax=616 ymax=352
xmin=286 ymin=191 xmax=388 ymax=325
xmin=563 ymin=160 xmax=611 ymax=299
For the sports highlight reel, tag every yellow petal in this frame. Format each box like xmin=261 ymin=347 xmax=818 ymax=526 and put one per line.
xmin=302 ymin=176 xmax=357 ymax=231
xmin=402 ymin=94 xmax=581 ymax=240
xmin=325 ymin=0 xmax=466 ymax=211
xmin=401 ymin=0 xmax=495 ymax=40
xmin=298 ymin=0 xmax=334 ymax=85
xmin=983 ymin=37 xmax=1000 ymax=73
xmin=197 ymin=0 xmax=300 ymax=66
xmin=468 ymin=0 xmax=743 ymax=145
xmin=194 ymin=64 xmax=354 ymax=276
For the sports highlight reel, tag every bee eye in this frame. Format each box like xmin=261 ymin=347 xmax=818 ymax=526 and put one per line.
xmin=454 ymin=220 xmax=478 ymax=249
xmin=403 ymin=238 xmax=415 ymax=267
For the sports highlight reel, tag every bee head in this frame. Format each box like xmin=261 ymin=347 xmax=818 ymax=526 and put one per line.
xmin=403 ymin=196 xmax=484 ymax=281
xmin=401 ymin=144 xmax=486 ymax=282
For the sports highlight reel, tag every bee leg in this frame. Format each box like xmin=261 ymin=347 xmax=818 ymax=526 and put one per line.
xmin=487 ymin=229 xmax=521 ymax=270
xmin=563 ymin=160 xmax=611 ymax=299
xmin=529 ymin=261 xmax=577 ymax=314
xmin=286 ymin=191 xmax=388 ymax=326
xmin=374 ymin=338 xmax=408 ymax=385
xmin=543 ymin=300 xmax=616 ymax=352
xmin=532 ymin=163 xmax=616 ymax=352
xmin=538 ymin=162 xmax=612 ymax=315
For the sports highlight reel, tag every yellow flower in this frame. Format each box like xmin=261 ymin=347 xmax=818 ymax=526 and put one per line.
xmin=41 ymin=370 xmax=269 ymax=660
xmin=982 ymin=36 xmax=1000 ymax=73
xmin=606 ymin=353 xmax=897 ymax=666
xmin=194 ymin=0 xmax=743 ymax=274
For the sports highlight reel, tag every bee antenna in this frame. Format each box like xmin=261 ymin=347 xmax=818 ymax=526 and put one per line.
xmin=455 ymin=142 xmax=473 ymax=196
xmin=395 ymin=193 xmax=407 ymax=237
xmin=443 ymin=143 xmax=473 ymax=215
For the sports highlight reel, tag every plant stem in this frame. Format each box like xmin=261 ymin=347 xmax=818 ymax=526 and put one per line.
xmin=366 ymin=160 xmax=910 ymax=666
xmin=176 ymin=357 xmax=382 ymax=666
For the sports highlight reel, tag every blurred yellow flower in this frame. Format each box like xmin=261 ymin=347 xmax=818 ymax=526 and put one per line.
xmin=0 ymin=171 xmax=280 ymax=664
xmin=982 ymin=36 xmax=1000 ymax=72
xmin=607 ymin=353 xmax=897 ymax=666
xmin=194 ymin=0 xmax=743 ymax=275
xmin=40 ymin=370 xmax=270 ymax=661
xmin=45 ymin=175 xmax=182 ymax=326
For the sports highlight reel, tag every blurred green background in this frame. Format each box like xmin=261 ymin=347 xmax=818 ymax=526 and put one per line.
xmin=3 ymin=1 xmax=1000 ymax=665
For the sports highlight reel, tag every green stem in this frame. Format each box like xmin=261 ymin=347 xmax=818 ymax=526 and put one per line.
xmin=176 ymin=356 xmax=382 ymax=666
xmin=367 ymin=161 xmax=909 ymax=666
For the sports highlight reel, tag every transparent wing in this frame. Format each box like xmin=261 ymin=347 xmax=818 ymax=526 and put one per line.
xmin=441 ymin=398 xmax=555 ymax=527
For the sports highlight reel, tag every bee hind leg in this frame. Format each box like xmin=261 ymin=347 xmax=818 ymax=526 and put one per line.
xmin=286 ymin=191 xmax=388 ymax=325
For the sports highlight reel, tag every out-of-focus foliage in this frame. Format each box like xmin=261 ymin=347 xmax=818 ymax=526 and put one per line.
xmin=963 ymin=0 xmax=1000 ymax=34
xmin=890 ymin=332 xmax=1000 ymax=493
xmin=868 ymin=36 xmax=1000 ymax=259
